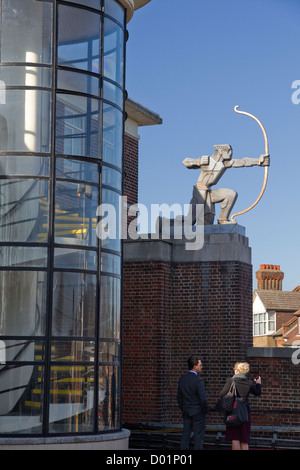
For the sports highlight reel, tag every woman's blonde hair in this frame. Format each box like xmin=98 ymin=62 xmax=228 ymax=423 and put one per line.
xmin=234 ymin=362 xmax=250 ymax=374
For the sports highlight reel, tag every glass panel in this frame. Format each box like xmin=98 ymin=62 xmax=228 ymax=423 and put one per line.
xmin=54 ymin=181 xmax=98 ymax=247
xmin=101 ymin=252 xmax=121 ymax=275
xmin=1 ymin=339 xmax=45 ymax=362
xmin=52 ymin=272 xmax=96 ymax=337
xmin=63 ymin=0 xmax=101 ymax=9
xmin=104 ymin=18 xmax=124 ymax=86
xmin=51 ymin=340 xmax=95 ymax=362
xmin=0 ymin=365 xmax=44 ymax=434
xmin=0 ymin=0 xmax=52 ymax=64
xmin=102 ymin=166 xmax=122 ymax=190
xmin=56 ymin=158 xmax=98 ymax=183
xmin=57 ymin=69 xmax=99 ymax=97
xmin=56 ymin=94 xmax=100 ymax=159
xmin=58 ymin=5 xmax=100 ymax=74
xmin=0 ymin=179 xmax=49 ymax=243
xmin=48 ymin=365 xmax=95 ymax=434
xmin=102 ymin=104 xmax=123 ymax=168
xmin=54 ymin=248 xmax=97 ymax=271
xmin=0 ymin=66 xmax=51 ymax=88
xmin=99 ymin=341 xmax=120 ymax=363
xmin=0 ymin=271 xmax=47 ymax=336
xmin=0 ymin=89 xmax=50 ymax=152
xmin=103 ymin=80 xmax=123 ymax=108
xmin=0 ymin=156 xmax=49 ymax=177
xmin=99 ymin=276 xmax=120 ymax=339
xmin=100 ymin=188 xmax=121 ymax=252
xmin=104 ymin=0 xmax=125 ymax=24
xmin=0 ymin=246 xmax=47 ymax=267
xmin=98 ymin=365 xmax=120 ymax=431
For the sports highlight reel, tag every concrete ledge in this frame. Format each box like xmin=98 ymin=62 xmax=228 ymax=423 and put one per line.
xmin=247 ymin=347 xmax=296 ymax=359
xmin=0 ymin=429 xmax=130 ymax=450
xmin=124 ymin=224 xmax=251 ymax=264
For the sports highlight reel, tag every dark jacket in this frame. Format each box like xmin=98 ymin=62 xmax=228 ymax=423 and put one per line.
xmin=219 ymin=373 xmax=261 ymax=409
xmin=177 ymin=371 xmax=208 ymax=417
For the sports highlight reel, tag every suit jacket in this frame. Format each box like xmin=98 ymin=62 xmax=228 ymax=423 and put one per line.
xmin=177 ymin=371 xmax=208 ymax=417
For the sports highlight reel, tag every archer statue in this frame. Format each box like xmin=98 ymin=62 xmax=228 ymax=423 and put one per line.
xmin=183 ymin=106 xmax=270 ymax=225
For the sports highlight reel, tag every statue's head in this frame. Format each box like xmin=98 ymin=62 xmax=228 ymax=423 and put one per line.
xmin=214 ymin=144 xmax=232 ymax=160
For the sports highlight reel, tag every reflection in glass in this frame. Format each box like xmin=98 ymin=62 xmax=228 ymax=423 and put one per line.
xmin=58 ymin=5 xmax=100 ymax=74
xmin=0 ymin=0 xmax=125 ymax=437
xmin=0 ymin=90 xmax=50 ymax=152
xmin=54 ymin=181 xmax=98 ymax=246
xmin=0 ymin=156 xmax=49 ymax=177
xmin=0 ymin=179 xmax=49 ymax=243
xmin=99 ymin=276 xmax=120 ymax=339
xmin=0 ymin=246 xmax=47 ymax=268
xmin=56 ymin=158 xmax=98 ymax=183
xmin=101 ymin=252 xmax=121 ymax=275
xmin=101 ymin=188 xmax=121 ymax=252
xmin=104 ymin=19 xmax=124 ymax=86
xmin=0 ymin=66 xmax=51 ymax=88
xmin=99 ymin=341 xmax=120 ymax=363
xmin=57 ymin=69 xmax=99 ymax=97
xmin=104 ymin=0 xmax=125 ymax=25
xmin=63 ymin=0 xmax=101 ymax=9
xmin=54 ymin=248 xmax=97 ymax=271
xmin=0 ymin=0 xmax=52 ymax=64
xmin=98 ymin=365 xmax=120 ymax=431
xmin=103 ymin=104 xmax=123 ymax=168
xmin=0 ymin=365 xmax=44 ymax=434
xmin=0 ymin=270 xmax=46 ymax=336
xmin=102 ymin=165 xmax=122 ymax=191
xmin=56 ymin=94 xmax=100 ymax=158
xmin=52 ymin=272 xmax=96 ymax=337
xmin=48 ymin=365 xmax=95 ymax=434
xmin=51 ymin=340 xmax=95 ymax=362
xmin=103 ymin=80 xmax=123 ymax=108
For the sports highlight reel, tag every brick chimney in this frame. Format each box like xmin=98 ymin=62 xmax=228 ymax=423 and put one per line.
xmin=256 ymin=264 xmax=284 ymax=290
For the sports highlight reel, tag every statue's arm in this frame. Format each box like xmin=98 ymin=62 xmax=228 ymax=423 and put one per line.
xmin=226 ymin=154 xmax=270 ymax=168
xmin=182 ymin=156 xmax=210 ymax=169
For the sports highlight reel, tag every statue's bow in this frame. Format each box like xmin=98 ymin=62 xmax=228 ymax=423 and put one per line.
xmin=230 ymin=105 xmax=269 ymax=223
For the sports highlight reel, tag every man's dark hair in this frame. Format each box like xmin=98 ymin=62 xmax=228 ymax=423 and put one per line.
xmin=187 ymin=355 xmax=200 ymax=370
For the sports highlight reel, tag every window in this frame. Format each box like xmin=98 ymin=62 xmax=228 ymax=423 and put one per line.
xmin=0 ymin=0 xmax=125 ymax=437
xmin=253 ymin=310 xmax=276 ymax=336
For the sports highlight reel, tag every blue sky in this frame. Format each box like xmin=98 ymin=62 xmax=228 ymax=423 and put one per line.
xmin=125 ymin=0 xmax=300 ymax=291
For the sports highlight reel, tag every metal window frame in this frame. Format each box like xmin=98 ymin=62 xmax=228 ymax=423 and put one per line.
xmin=0 ymin=0 xmax=126 ymax=437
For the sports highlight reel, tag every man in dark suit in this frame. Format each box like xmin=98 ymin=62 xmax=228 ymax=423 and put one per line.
xmin=177 ymin=355 xmax=208 ymax=450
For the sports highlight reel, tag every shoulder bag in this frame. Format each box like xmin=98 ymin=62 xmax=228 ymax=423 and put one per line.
xmin=215 ymin=379 xmax=236 ymax=413
xmin=225 ymin=397 xmax=249 ymax=427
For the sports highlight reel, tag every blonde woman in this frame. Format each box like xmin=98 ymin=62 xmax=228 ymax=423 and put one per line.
xmin=219 ymin=362 xmax=261 ymax=450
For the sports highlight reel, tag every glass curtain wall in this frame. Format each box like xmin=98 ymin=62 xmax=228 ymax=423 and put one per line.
xmin=0 ymin=0 xmax=125 ymax=435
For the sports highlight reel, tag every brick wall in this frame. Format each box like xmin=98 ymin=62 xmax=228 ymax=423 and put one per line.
xmin=246 ymin=352 xmax=300 ymax=431
xmin=123 ymin=134 xmax=139 ymax=207
xmin=122 ymin=257 xmax=253 ymax=425
xmin=122 ymin=261 xmax=172 ymax=423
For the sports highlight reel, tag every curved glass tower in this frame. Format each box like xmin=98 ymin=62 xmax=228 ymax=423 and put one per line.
xmin=0 ymin=0 xmax=125 ymax=436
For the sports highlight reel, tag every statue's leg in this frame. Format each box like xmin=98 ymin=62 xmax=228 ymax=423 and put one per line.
xmin=182 ymin=187 xmax=206 ymax=226
xmin=211 ymin=188 xmax=237 ymax=224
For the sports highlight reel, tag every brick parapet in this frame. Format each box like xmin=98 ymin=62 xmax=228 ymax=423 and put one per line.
xmin=122 ymin=231 xmax=253 ymax=425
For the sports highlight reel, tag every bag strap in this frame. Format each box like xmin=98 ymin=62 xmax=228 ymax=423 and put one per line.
xmin=229 ymin=379 xmax=237 ymax=397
